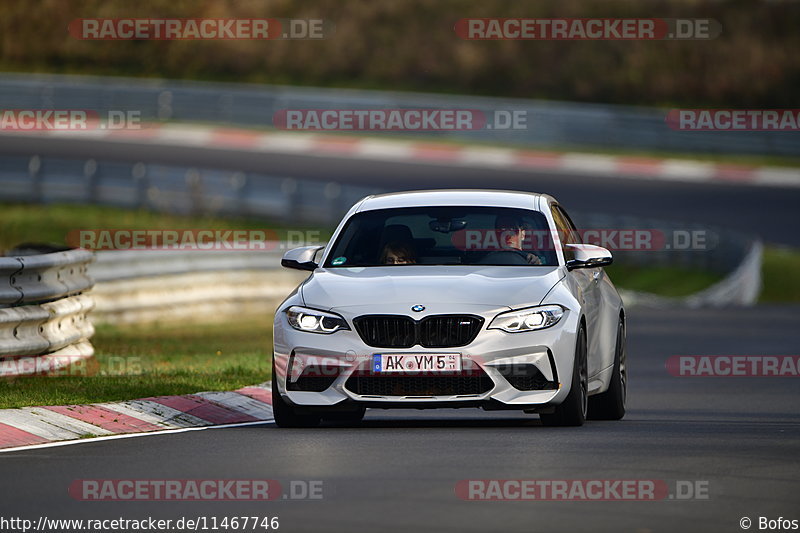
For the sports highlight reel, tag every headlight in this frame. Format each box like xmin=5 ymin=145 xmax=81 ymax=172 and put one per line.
xmin=285 ymin=306 xmax=350 ymax=334
xmin=488 ymin=305 xmax=565 ymax=333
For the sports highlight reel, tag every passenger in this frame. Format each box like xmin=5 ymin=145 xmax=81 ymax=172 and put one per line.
xmin=381 ymin=241 xmax=417 ymax=265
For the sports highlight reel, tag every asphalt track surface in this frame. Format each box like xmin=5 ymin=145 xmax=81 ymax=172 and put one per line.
xmin=1 ymin=305 xmax=798 ymax=533
xmin=2 ymin=134 xmax=800 ymax=245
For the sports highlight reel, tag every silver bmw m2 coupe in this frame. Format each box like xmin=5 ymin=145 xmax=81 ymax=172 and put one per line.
xmin=273 ymin=190 xmax=627 ymax=427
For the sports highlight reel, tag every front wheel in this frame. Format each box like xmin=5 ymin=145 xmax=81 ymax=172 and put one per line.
xmin=540 ymin=324 xmax=587 ymax=427
xmin=271 ymin=362 xmax=321 ymax=428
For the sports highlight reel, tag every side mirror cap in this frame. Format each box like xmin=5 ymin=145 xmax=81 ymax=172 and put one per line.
xmin=565 ymin=244 xmax=613 ymax=271
xmin=281 ymin=245 xmax=325 ymax=271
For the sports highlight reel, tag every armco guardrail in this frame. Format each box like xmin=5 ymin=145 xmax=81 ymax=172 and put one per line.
xmin=90 ymin=246 xmax=285 ymax=282
xmin=89 ymin=247 xmax=306 ymax=325
xmin=0 ymin=248 xmax=94 ymax=306
xmin=618 ymin=240 xmax=763 ymax=309
xmin=1 ymin=73 xmax=798 ymax=157
xmin=573 ymin=211 xmax=752 ymax=275
xmin=0 ymin=249 xmax=95 ymax=377
xmin=684 ymin=240 xmax=763 ymax=307
xmin=0 ymin=153 xmax=375 ymax=226
xmin=576 ymin=211 xmax=763 ymax=307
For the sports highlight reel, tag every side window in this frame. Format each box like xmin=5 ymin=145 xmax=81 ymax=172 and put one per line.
xmin=550 ymin=205 xmax=579 ymax=262
xmin=550 ymin=205 xmax=570 ymax=243
xmin=556 ymin=206 xmax=582 ymax=245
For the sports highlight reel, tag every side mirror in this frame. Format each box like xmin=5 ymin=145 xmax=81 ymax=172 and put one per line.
xmin=564 ymin=244 xmax=613 ymax=271
xmin=281 ymin=245 xmax=325 ymax=271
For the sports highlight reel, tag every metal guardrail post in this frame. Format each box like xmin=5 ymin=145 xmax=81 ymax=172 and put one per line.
xmin=185 ymin=168 xmax=204 ymax=215
xmin=324 ymin=182 xmax=342 ymax=225
xmin=84 ymin=159 xmax=99 ymax=204
xmin=230 ymin=172 xmax=249 ymax=217
xmin=157 ymin=90 xmax=173 ymax=121
xmin=28 ymin=155 xmax=42 ymax=203
xmin=282 ymin=177 xmax=299 ymax=222
xmin=132 ymin=162 xmax=148 ymax=209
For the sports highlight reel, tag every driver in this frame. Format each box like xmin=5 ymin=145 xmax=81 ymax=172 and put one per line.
xmin=495 ymin=215 xmax=543 ymax=265
xmin=381 ymin=241 xmax=417 ymax=265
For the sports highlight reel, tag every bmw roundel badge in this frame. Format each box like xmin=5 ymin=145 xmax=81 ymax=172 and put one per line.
xmin=411 ymin=304 xmax=425 ymax=312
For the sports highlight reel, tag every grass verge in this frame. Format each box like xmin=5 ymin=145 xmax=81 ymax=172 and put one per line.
xmin=0 ymin=319 xmax=272 ymax=409
xmin=760 ymin=246 xmax=800 ymax=303
xmin=604 ymin=264 xmax=723 ymax=298
xmin=0 ymin=203 xmax=328 ymax=253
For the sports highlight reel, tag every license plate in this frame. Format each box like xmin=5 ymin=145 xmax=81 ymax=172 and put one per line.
xmin=372 ymin=353 xmax=461 ymax=373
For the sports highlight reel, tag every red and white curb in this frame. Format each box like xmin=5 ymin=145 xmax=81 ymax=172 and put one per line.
xmin=4 ymin=124 xmax=799 ymax=188
xmin=0 ymin=383 xmax=273 ymax=451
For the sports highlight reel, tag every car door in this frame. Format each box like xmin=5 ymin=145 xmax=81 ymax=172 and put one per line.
xmin=552 ymin=205 xmax=603 ymax=379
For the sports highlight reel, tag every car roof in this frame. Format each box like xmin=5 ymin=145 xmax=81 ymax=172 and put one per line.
xmin=356 ymin=189 xmax=555 ymax=212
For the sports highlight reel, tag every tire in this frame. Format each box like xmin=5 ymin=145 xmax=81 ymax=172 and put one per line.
xmin=588 ymin=318 xmax=627 ymax=421
xmin=540 ymin=324 xmax=588 ymax=427
xmin=271 ymin=362 xmax=321 ymax=428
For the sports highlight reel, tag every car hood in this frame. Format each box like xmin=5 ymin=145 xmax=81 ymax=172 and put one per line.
xmin=301 ymin=266 xmax=564 ymax=311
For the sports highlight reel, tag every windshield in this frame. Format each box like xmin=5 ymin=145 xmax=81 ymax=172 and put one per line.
xmin=323 ymin=206 xmax=558 ymax=267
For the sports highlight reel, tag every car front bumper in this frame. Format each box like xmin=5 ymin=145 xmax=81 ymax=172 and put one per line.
xmin=272 ymin=303 xmax=581 ymax=410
